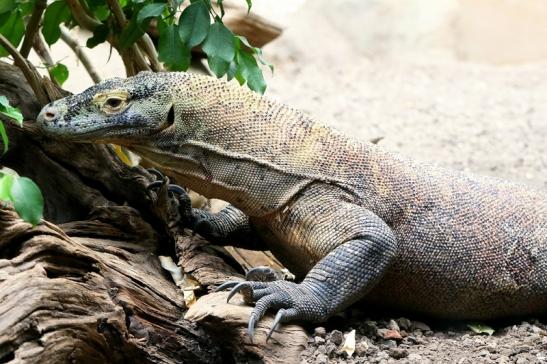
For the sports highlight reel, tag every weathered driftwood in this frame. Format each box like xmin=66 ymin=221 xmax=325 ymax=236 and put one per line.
xmin=219 ymin=1 xmax=282 ymax=48
xmin=0 ymin=208 xmax=219 ymax=363
xmin=185 ymin=292 xmax=308 ymax=364
xmin=0 ymin=61 xmax=308 ymax=363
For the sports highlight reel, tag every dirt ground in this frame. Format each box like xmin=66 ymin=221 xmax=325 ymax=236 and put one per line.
xmin=39 ymin=0 xmax=547 ymax=362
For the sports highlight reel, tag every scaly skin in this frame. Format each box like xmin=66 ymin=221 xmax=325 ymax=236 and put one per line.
xmin=37 ymin=72 xmax=547 ymax=340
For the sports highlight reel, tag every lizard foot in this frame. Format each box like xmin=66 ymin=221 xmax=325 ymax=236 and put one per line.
xmin=216 ymin=279 xmax=327 ymax=342
xmin=146 ymin=169 xmax=194 ymax=226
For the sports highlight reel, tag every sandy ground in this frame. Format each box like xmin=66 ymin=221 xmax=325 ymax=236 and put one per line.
xmin=37 ymin=0 xmax=547 ymax=361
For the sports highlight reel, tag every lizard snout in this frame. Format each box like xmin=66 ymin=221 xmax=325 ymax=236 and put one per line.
xmin=39 ymin=105 xmax=59 ymax=123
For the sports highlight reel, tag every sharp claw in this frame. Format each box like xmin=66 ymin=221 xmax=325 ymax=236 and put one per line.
xmin=248 ymin=313 xmax=257 ymax=343
xmin=214 ymin=280 xmax=240 ymax=292
xmin=167 ymin=184 xmax=187 ymax=197
xmin=147 ymin=180 xmax=165 ymax=191
xmin=266 ymin=309 xmax=285 ymax=342
xmin=147 ymin=168 xmax=165 ymax=181
xmin=226 ymin=282 xmax=251 ymax=303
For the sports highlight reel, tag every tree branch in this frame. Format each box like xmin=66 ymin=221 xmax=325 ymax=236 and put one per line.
xmin=0 ymin=34 xmax=49 ymax=105
xmin=59 ymin=26 xmax=102 ymax=83
xmin=137 ymin=35 xmax=162 ymax=72
xmin=32 ymin=34 xmax=55 ymax=67
xmin=20 ymin=0 xmax=47 ymax=58
xmin=65 ymin=0 xmax=102 ymax=30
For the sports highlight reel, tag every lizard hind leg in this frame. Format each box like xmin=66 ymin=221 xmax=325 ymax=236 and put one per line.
xmin=218 ymin=232 xmax=397 ymax=342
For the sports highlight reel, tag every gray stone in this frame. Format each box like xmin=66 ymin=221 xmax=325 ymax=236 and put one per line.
xmin=411 ymin=321 xmax=431 ymax=331
xmin=314 ymin=327 xmax=327 ymax=338
xmin=389 ymin=348 xmax=409 ymax=359
xmin=315 ymin=336 xmax=326 ymax=345
xmin=330 ymin=330 xmax=344 ymax=346
xmin=395 ymin=318 xmax=412 ymax=331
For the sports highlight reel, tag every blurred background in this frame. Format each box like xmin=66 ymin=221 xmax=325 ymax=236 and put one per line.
xmin=38 ymin=0 xmax=547 ymax=188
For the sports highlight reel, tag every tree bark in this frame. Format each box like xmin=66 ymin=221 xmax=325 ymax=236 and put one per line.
xmin=0 ymin=61 xmax=307 ymax=363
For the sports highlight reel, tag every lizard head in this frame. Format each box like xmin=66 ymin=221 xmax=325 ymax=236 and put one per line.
xmin=37 ymin=72 xmax=176 ymax=145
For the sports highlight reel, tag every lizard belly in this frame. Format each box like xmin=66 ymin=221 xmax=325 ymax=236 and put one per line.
xmin=365 ymin=208 xmax=547 ymax=319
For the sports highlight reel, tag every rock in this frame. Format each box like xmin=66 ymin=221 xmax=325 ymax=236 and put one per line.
xmin=411 ymin=321 xmax=431 ymax=332
xmin=325 ymin=343 xmax=337 ymax=357
xmin=387 ymin=319 xmax=400 ymax=331
xmin=317 ymin=345 xmax=327 ymax=355
xmin=355 ymin=340 xmax=369 ymax=357
xmin=330 ymin=330 xmax=344 ymax=346
xmin=381 ymin=340 xmax=397 ymax=349
xmin=376 ymin=351 xmax=390 ymax=360
xmin=314 ymin=327 xmax=327 ymax=338
xmin=378 ymin=328 xmax=403 ymax=340
xmin=487 ymin=342 xmax=498 ymax=353
xmin=389 ymin=348 xmax=409 ymax=359
xmin=316 ymin=353 xmax=328 ymax=364
xmin=362 ymin=320 xmax=379 ymax=337
xmin=314 ymin=336 xmax=326 ymax=345
xmin=396 ymin=317 xmax=412 ymax=331
xmin=515 ymin=358 xmax=528 ymax=364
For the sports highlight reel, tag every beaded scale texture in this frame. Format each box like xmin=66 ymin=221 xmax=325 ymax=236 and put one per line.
xmin=37 ymin=71 xmax=547 ymax=333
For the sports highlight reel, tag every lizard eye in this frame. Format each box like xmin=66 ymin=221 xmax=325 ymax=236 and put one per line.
xmin=105 ymin=97 xmax=123 ymax=108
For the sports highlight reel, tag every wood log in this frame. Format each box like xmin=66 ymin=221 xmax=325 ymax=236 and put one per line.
xmin=0 ymin=61 xmax=308 ymax=362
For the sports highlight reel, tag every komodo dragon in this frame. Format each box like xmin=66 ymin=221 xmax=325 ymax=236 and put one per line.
xmin=37 ymin=71 xmax=547 ymax=340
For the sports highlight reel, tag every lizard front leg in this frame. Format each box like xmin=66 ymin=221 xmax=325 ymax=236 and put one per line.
xmin=147 ymin=169 xmax=261 ymax=249
xmin=218 ymin=200 xmax=398 ymax=341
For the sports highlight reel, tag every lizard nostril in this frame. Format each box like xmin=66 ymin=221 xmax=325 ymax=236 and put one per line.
xmin=42 ymin=106 xmax=58 ymax=122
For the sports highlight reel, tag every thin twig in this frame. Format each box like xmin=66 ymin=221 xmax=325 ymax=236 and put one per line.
xmin=32 ymin=34 xmax=55 ymax=67
xmin=104 ymin=0 xmax=151 ymax=73
xmin=59 ymin=26 xmax=102 ymax=83
xmin=0 ymin=34 xmax=49 ymax=105
xmin=137 ymin=35 xmax=162 ymax=72
xmin=32 ymin=34 xmax=59 ymax=86
xmin=121 ymin=52 xmax=136 ymax=76
xmin=105 ymin=0 xmax=127 ymax=26
xmin=20 ymin=0 xmax=47 ymax=58
xmin=130 ymin=44 xmax=151 ymax=73
xmin=65 ymin=0 xmax=101 ymax=30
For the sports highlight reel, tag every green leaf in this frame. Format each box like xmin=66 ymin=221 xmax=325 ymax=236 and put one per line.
xmin=236 ymin=50 xmax=266 ymax=94
xmin=226 ymin=60 xmax=237 ymax=81
xmin=119 ymin=17 xmax=145 ymax=50
xmin=136 ymin=3 xmax=166 ymax=26
xmin=0 ymin=11 xmax=24 ymax=56
xmin=467 ymin=323 xmax=494 ymax=336
xmin=207 ymin=56 xmax=229 ymax=77
xmin=0 ymin=173 xmax=14 ymax=200
xmin=158 ymin=22 xmax=191 ymax=71
xmin=87 ymin=24 xmax=110 ymax=48
xmin=236 ymin=35 xmax=273 ymax=72
xmin=0 ymin=122 xmax=8 ymax=154
xmin=245 ymin=0 xmax=252 ymax=13
xmin=0 ymin=0 xmax=15 ymax=14
xmin=49 ymin=63 xmax=69 ymax=86
xmin=178 ymin=0 xmax=210 ymax=48
xmin=0 ymin=95 xmax=23 ymax=126
xmin=42 ymin=1 xmax=71 ymax=45
xmin=11 ymin=176 xmax=44 ymax=226
xmin=202 ymin=21 xmax=235 ymax=62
